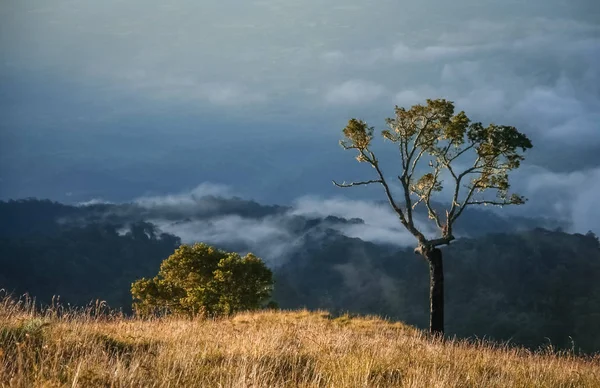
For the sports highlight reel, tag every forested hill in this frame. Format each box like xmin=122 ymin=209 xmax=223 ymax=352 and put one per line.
xmin=275 ymin=228 xmax=600 ymax=353
xmin=1 ymin=198 xmax=599 ymax=353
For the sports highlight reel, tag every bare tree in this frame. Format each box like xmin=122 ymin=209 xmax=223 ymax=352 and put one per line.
xmin=333 ymin=99 xmax=533 ymax=335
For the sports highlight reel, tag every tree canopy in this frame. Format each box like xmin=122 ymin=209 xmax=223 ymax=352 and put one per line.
xmin=131 ymin=243 xmax=274 ymax=317
xmin=335 ymin=98 xmax=533 ymax=251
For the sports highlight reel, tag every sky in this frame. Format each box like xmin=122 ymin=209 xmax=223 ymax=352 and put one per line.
xmin=1 ymin=0 xmax=599 ymax=233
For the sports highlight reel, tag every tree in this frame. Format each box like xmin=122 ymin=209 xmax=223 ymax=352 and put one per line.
xmin=333 ymin=99 xmax=532 ymax=335
xmin=131 ymin=243 xmax=274 ymax=317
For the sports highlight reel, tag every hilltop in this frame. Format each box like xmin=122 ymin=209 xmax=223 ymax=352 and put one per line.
xmin=1 ymin=297 xmax=599 ymax=387
xmin=2 ymin=198 xmax=600 ymax=353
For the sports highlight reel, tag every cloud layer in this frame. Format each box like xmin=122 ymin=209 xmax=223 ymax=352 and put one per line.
xmin=1 ymin=0 xmax=598 ymax=237
xmin=124 ymin=187 xmax=437 ymax=265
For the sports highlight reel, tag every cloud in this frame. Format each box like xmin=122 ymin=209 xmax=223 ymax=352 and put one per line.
xmin=518 ymin=166 xmax=600 ymax=234
xmin=133 ymin=184 xmax=431 ymax=249
xmin=203 ymin=83 xmax=267 ymax=105
xmin=2 ymin=0 xmax=599 ymax=235
xmin=124 ymin=184 xmax=298 ymax=265
xmin=392 ymin=43 xmax=476 ymax=62
xmin=123 ymin=187 xmax=432 ymax=266
xmin=394 ymin=87 xmax=438 ymax=107
xmin=154 ymin=215 xmax=296 ymax=266
xmin=390 ymin=52 xmax=600 ymax=164
xmin=325 ymin=80 xmax=386 ymax=105
xmin=320 ymin=50 xmax=345 ymax=64
xmin=77 ymin=198 xmax=114 ymax=206
xmin=290 ymin=196 xmax=438 ymax=245
xmin=134 ymin=183 xmax=235 ymax=209
xmin=508 ymin=76 xmax=600 ymax=145
xmin=116 ymin=72 xmax=267 ymax=105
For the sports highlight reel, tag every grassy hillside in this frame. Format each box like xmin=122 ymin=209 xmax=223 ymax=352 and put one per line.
xmin=1 ymin=298 xmax=599 ymax=387
xmin=3 ymin=199 xmax=600 ymax=353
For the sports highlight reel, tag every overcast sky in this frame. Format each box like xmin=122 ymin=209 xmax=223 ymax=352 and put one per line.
xmin=1 ymin=0 xmax=599 ymax=233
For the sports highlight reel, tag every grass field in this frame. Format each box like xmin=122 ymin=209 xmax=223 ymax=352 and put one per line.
xmin=1 ymin=296 xmax=599 ymax=387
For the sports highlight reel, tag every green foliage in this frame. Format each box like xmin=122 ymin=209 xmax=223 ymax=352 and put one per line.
xmin=342 ymin=119 xmax=374 ymax=151
xmin=340 ymin=99 xmax=533 ymax=243
xmin=131 ymin=243 xmax=274 ymax=317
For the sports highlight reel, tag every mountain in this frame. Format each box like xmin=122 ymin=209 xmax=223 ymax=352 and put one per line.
xmin=1 ymin=198 xmax=599 ymax=353
xmin=275 ymin=227 xmax=600 ymax=352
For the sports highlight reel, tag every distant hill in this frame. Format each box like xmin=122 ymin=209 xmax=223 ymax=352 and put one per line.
xmin=275 ymin=227 xmax=600 ymax=353
xmin=1 ymin=198 xmax=599 ymax=353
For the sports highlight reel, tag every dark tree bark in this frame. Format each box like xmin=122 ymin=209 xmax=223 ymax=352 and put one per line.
xmin=424 ymin=247 xmax=444 ymax=336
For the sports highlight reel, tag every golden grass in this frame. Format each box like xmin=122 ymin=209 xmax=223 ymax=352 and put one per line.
xmin=1 ymin=296 xmax=599 ymax=387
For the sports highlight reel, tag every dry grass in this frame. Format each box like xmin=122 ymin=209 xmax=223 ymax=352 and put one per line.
xmin=1 ymin=296 xmax=599 ymax=387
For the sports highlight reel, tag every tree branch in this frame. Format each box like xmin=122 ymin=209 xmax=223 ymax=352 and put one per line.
xmin=408 ymin=148 xmax=428 ymax=180
xmin=334 ymin=146 xmax=425 ymax=241
xmin=439 ymin=138 xmax=455 ymax=161
xmin=445 ymin=163 xmax=461 ymax=228
xmin=405 ymin=117 xmax=430 ymax=170
xmin=370 ymin=151 xmax=427 ymax=243
xmin=457 ymin=157 xmax=483 ymax=180
xmin=465 ymin=200 xmax=512 ymax=206
xmin=450 ymin=178 xmax=481 ymax=223
xmin=371 ymin=161 xmax=407 ymax=223
xmin=448 ymin=142 xmax=475 ymax=162
xmin=398 ymin=175 xmax=414 ymax=227
xmin=423 ymin=167 xmax=443 ymax=230
xmin=397 ymin=116 xmax=431 ymax=231
xmin=332 ymin=179 xmax=382 ymax=188
xmin=414 ymin=235 xmax=455 ymax=255
xmin=398 ymin=133 xmax=408 ymax=171
xmin=429 ymin=236 xmax=455 ymax=247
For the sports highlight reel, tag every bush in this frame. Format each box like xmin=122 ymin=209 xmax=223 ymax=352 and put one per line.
xmin=131 ymin=243 xmax=274 ymax=317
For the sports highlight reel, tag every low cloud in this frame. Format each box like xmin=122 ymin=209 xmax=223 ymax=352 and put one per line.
xmin=325 ymin=80 xmax=386 ymax=105
xmin=135 ymin=186 xmax=434 ymax=249
xmin=77 ymin=198 xmax=114 ymax=206
xmin=514 ymin=166 xmax=600 ymax=234
xmin=509 ymin=76 xmax=600 ymax=145
xmin=290 ymin=196 xmax=438 ymax=245
xmin=154 ymin=215 xmax=296 ymax=266
xmin=122 ymin=186 xmax=434 ymax=264
xmin=134 ymin=183 xmax=235 ymax=210
xmin=72 ymin=177 xmax=592 ymax=274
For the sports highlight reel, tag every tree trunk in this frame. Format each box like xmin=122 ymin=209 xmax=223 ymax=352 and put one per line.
xmin=425 ymin=248 xmax=444 ymax=336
